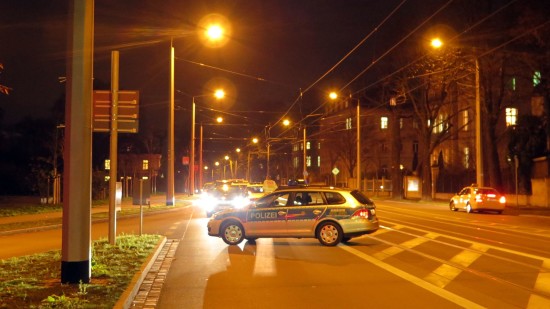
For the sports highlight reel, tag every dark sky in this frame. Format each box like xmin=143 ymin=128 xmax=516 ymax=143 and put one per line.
xmin=1 ymin=0 xmax=533 ymax=145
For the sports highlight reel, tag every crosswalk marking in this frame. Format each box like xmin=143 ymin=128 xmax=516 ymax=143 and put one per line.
xmin=424 ymin=245 xmax=485 ymax=288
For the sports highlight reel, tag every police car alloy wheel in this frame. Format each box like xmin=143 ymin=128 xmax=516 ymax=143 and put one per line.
xmin=317 ymin=221 xmax=343 ymax=246
xmin=221 ymin=221 xmax=244 ymax=245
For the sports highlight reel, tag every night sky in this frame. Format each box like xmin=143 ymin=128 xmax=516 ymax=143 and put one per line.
xmin=0 ymin=0 xmax=534 ymax=152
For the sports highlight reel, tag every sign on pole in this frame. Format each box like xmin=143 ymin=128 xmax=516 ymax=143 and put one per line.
xmin=93 ymin=90 xmax=139 ymax=133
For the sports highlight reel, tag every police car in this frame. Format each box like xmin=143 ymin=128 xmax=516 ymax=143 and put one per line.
xmin=207 ymin=187 xmax=379 ymax=246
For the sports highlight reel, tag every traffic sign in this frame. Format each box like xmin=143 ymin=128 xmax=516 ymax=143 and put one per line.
xmin=93 ymin=90 xmax=139 ymax=133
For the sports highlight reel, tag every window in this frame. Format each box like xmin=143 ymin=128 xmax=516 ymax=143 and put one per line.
xmin=413 ymin=141 xmax=419 ymax=153
xmin=105 ymin=159 xmax=110 ymax=170
xmin=534 ymin=71 xmax=541 ymax=87
xmin=318 ymin=142 xmax=321 ymax=150
xmin=142 ymin=160 xmax=149 ymax=170
xmin=306 ymin=141 xmax=311 ymax=150
xmin=257 ymin=192 xmax=290 ymax=207
xmin=293 ymin=157 xmax=299 ymax=168
xmin=463 ymin=147 xmax=470 ymax=169
xmin=293 ymin=192 xmax=323 ymax=206
xmin=345 ymin=117 xmax=352 ymax=130
xmin=463 ymin=110 xmax=469 ymax=131
xmin=324 ymin=192 xmax=346 ymax=204
xmin=317 ymin=156 xmax=321 ymax=167
xmin=511 ymin=77 xmax=516 ymax=91
xmin=381 ymin=117 xmax=388 ymax=129
xmin=506 ymin=108 xmax=518 ymax=127
xmin=413 ymin=119 xmax=419 ymax=129
xmin=381 ymin=143 xmax=388 ymax=153
xmin=293 ymin=144 xmax=299 ymax=151
xmin=306 ymin=156 xmax=311 ymax=167
xmin=399 ymin=118 xmax=403 ymax=129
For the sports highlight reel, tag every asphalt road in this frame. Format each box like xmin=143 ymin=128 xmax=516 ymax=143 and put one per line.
xmin=3 ymin=199 xmax=550 ymax=308
xmin=157 ymin=200 xmax=550 ymax=308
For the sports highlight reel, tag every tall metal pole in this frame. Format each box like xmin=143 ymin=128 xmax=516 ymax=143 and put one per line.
xmin=475 ymin=57 xmax=483 ymax=186
xmin=199 ymin=123 xmax=203 ymax=189
xmin=266 ymin=142 xmax=271 ymax=180
xmin=356 ymin=101 xmax=361 ymax=191
xmin=166 ymin=42 xmax=175 ymax=205
xmin=62 ymin=0 xmax=93 ymax=284
xmin=108 ymin=50 xmax=119 ymax=245
xmin=190 ymin=98 xmax=196 ymax=195
xmin=303 ymin=127 xmax=307 ymax=180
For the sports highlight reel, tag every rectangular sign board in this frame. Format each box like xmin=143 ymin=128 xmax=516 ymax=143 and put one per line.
xmin=93 ymin=90 xmax=139 ymax=133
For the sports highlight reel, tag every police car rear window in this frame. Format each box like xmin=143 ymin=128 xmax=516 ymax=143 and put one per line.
xmin=324 ymin=192 xmax=346 ymax=204
xmin=350 ymin=190 xmax=374 ymax=205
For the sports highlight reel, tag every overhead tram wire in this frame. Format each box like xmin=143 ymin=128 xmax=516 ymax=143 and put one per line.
xmin=271 ymin=0 xmax=410 ymax=130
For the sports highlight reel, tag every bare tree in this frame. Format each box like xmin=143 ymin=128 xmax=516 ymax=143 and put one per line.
xmin=398 ymin=48 xmax=471 ymax=200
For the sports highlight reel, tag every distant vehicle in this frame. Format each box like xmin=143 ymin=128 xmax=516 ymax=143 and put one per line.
xmin=201 ymin=183 xmax=250 ymax=217
xmin=201 ymin=182 xmax=216 ymax=194
xmin=246 ymin=183 xmax=266 ymax=201
xmin=450 ymin=184 xmax=506 ymax=214
xmin=207 ymin=187 xmax=379 ymax=246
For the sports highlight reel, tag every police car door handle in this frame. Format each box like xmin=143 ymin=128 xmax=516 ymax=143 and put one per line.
xmin=313 ymin=210 xmax=322 ymax=215
xmin=278 ymin=211 xmax=287 ymax=216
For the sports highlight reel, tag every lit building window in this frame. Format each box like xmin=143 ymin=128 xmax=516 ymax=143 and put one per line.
xmin=293 ymin=144 xmax=298 ymax=151
xmin=105 ymin=159 xmax=110 ymax=170
xmin=345 ymin=118 xmax=352 ymax=130
xmin=381 ymin=117 xmax=388 ymax=129
xmin=399 ymin=118 xmax=403 ymax=129
xmin=318 ymin=142 xmax=321 ymax=149
xmin=293 ymin=157 xmax=299 ymax=168
xmin=506 ymin=107 xmax=518 ymax=127
xmin=306 ymin=141 xmax=311 ymax=150
xmin=142 ymin=160 xmax=149 ymax=170
xmin=306 ymin=156 xmax=311 ymax=167
xmin=317 ymin=156 xmax=321 ymax=167
xmin=463 ymin=147 xmax=470 ymax=169
xmin=463 ymin=110 xmax=469 ymax=131
xmin=533 ymin=71 xmax=541 ymax=87
xmin=511 ymin=77 xmax=516 ymax=91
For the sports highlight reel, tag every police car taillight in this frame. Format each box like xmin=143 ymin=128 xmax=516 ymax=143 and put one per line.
xmin=352 ymin=209 xmax=371 ymax=219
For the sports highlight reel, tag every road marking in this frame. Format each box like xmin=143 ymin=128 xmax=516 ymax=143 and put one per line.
xmin=528 ymin=260 xmax=550 ymax=308
xmin=340 ymin=245 xmax=485 ymax=309
xmin=253 ymin=239 xmax=276 ymax=276
xmin=423 ymin=244 xmax=486 ymax=288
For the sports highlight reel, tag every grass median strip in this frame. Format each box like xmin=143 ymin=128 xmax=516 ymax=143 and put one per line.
xmin=0 ymin=234 xmax=162 ymax=308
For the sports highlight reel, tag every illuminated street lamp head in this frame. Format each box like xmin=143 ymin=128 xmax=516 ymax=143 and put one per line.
xmin=206 ymin=24 xmax=224 ymax=41
xmin=252 ymin=137 xmax=259 ymax=144
xmin=198 ymin=14 xmax=231 ymax=48
xmin=283 ymin=119 xmax=290 ymax=126
xmin=215 ymin=161 xmax=220 ymax=166
xmin=224 ymin=155 xmax=229 ymax=160
xmin=236 ymin=148 xmax=241 ymax=153
xmin=329 ymin=92 xmax=338 ymax=100
xmin=431 ymin=38 xmax=443 ymax=49
xmin=216 ymin=116 xmax=223 ymax=123
xmin=214 ymin=89 xmax=225 ymax=99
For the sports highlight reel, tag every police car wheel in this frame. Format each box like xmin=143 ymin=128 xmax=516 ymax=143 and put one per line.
xmin=221 ymin=221 xmax=244 ymax=245
xmin=317 ymin=222 xmax=343 ymax=246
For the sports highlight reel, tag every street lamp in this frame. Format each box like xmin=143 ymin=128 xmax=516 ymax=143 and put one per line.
xmin=192 ymin=89 xmax=225 ymax=195
xmin=330 ymin=92 xmax=361 ymax=190
xmin=167 ymin=21 xmax=228 ymax=205
xmin=430 ymin=37 xmax=483 ymax=186
xmin=265 ymin=119 xmax=290 ymax=180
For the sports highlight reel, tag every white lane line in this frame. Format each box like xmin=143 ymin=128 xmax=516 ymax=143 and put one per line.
xmin=253 ymin=239 xmax=277 ymax=276
xmin=340 ymin=245 xmax=485 ymax=309
xmin=423 ymin=244 xmax=486 ymax=288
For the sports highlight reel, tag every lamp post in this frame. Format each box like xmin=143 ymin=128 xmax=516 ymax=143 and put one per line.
xmin=330 ymin=92 xmax=361 ymax=190
xmin=167 ymin=21 xmax=228 ymax=204
xmin=191 ymin=89 xmax=224 ymax=195
xmin=430 ymin=38 xmax=483 ymax=186
xmin=265 ymin=120 xmax=290 ymax=180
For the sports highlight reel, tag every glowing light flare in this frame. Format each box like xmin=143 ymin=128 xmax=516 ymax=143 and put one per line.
xmin=282 ymin=119 xmax=290 ymax=126
xmin=216 ymin=117 xmax=223 ymax=123
xmin=329 ymin=92 xmax=338 ymax=100
xmin=214 ymin=89 xmax=225 ymax=99
xmin=430 ymin=38 xmax=443 ymax=49
xmin=206 ymin=24 xmax=224 ymax=41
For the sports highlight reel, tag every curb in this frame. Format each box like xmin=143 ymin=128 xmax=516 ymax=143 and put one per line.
xmin=114 ymin=236 xmax=167 ymax=309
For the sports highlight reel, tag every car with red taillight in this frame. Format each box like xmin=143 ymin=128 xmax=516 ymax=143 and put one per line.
xmin=450 ymin=184 xmax=506 ymax=214
xmin=207 ymin=187 xmax=379 ymax=246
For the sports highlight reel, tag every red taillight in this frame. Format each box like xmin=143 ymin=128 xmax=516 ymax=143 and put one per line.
xmin=352 ymin=209 xmax=371 ymax=219
xmin=499 ymin=196 xmax=506 ymax=204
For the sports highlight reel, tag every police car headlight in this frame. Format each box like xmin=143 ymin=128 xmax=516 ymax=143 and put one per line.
xmin=232 ymin=196 xmax=250 ymax=209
